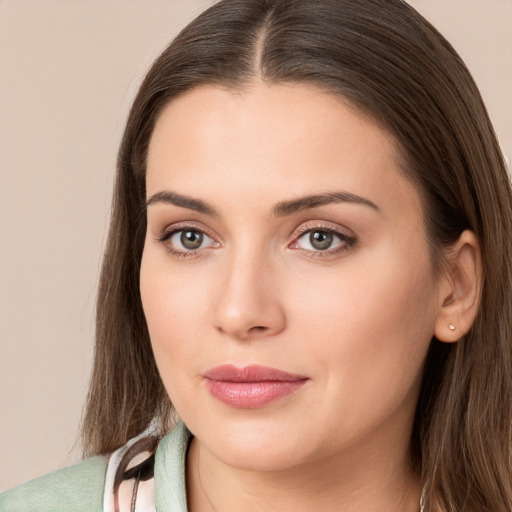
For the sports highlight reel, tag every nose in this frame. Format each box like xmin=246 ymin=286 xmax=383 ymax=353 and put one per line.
xmin=213 ymin=249 xmax=286 ymax=341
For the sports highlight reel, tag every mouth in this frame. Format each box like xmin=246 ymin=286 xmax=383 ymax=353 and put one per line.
xmin=203 ymin=364 xmax=309 ymax=409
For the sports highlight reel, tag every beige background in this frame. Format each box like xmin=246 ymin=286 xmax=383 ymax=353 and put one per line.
xmin=0 ymin=0 xmax=511 ymax=492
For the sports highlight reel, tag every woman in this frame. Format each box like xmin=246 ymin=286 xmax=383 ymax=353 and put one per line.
xmin=2 ymin=0 xmax=511 ymax=510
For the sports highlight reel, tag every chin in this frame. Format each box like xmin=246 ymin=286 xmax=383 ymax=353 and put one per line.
xmin=186 ymin=413 xmax=313 ymax=471
xmin=210 ymin=438 xmax=307 ymax=472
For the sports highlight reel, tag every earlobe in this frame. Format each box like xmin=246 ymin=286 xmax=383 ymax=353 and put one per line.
xmin=434 ymin=230 xmax=482 ymax=343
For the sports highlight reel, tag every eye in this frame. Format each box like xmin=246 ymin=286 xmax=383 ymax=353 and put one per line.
xmin=296 ymin=229 xmax=343 ymax=251
xmin=302 ymin=230 xmax=338 ymax=251
xmin=158 ymin=226 xmax=219 ymax=256
xmin=291 ymin=226 xmax=356 ymax=255
xmin=172 ymin=229 xmax=209 ymax=250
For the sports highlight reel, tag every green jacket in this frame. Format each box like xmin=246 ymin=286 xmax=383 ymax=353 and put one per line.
xmin=0 ymin=422 xmax=190 ymax=512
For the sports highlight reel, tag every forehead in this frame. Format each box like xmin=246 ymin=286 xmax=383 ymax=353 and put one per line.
xmin=146 ymin=82 xmax=421 ymax=220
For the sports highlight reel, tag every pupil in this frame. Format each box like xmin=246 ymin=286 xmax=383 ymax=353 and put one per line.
xmin=181 ymin=230 xmax=203 ymax=249
xmin=310 ymin=231 xmax=332 ymax=250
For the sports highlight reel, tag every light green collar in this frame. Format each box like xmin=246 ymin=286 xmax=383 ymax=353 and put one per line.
xmin=154 ymin=421 xmax=192 ymax=512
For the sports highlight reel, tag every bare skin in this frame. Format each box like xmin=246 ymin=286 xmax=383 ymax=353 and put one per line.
xmin=140 ymin=82 xmax=480 ymax=511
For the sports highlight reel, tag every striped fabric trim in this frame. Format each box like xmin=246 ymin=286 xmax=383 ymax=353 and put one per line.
xmin=104 ymin=433 xmax=159 ymax=512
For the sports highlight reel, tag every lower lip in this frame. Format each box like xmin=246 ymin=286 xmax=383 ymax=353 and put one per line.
xmin=205 ymin=379 xmax=308 ymax=408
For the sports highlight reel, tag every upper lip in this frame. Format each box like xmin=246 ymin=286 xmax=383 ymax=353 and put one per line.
xmin=203 ymin=364 xmax=308 ymax=382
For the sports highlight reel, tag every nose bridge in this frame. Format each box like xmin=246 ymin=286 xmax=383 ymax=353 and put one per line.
xmin=213 ymin=240 xmax=286 ymax=340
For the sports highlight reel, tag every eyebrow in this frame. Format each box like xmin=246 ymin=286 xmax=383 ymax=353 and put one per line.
xmin=145 ymin=190 xmax=380 ymax=217
xmin=145 ymin=191 xmax=218 ymax=216
xmin=272 ymin=192 xmax=380 ymax=216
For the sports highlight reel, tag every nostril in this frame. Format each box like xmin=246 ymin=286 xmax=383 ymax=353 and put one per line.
xmin=249 ymin=326 xmax=267 ymax=333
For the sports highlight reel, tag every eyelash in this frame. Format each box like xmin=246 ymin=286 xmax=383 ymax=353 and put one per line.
xmin=290 ymin=224 xmax=357 ymax=258
xmin=156 ymin=223 xmax=357 ymax=259
xmin=156 ymin=223 xmax=218 ymax=259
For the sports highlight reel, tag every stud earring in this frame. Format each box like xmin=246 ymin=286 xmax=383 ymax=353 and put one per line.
xmin=448 ymin=324 xmax=456 ymax=331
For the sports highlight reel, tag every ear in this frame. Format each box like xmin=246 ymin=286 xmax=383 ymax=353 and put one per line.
xmin=434 ymin=230 xmax=482 ymax=343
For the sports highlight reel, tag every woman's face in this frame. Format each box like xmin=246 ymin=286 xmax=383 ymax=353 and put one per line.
xmin=141 ymin=83 xmax=442 ymax=472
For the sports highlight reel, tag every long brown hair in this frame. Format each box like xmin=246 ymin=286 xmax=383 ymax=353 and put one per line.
xmin=81 ymin=1 xmax=512 ymax=509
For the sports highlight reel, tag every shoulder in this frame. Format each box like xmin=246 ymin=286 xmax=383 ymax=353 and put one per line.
xmin=0 ymin=422 xmax=191 ymax=512
xmin=0 ymin=455 xmax=108 ymax=512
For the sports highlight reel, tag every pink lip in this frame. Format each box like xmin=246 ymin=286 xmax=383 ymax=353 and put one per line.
xmin=203 ymin=365 xmax=309 ymax=409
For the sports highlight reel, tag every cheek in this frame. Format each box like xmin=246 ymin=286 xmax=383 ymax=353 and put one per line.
xmin=139 ymin=250 xmax=211 ymax=385
xmin=288 ymin=246 xmax=436 ymax=338
xmin=286 ymin=243 xmax=438 ymax=407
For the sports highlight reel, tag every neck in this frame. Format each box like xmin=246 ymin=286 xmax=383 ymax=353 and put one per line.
xmin=186 ymin=433 xmax=422 ymax=512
